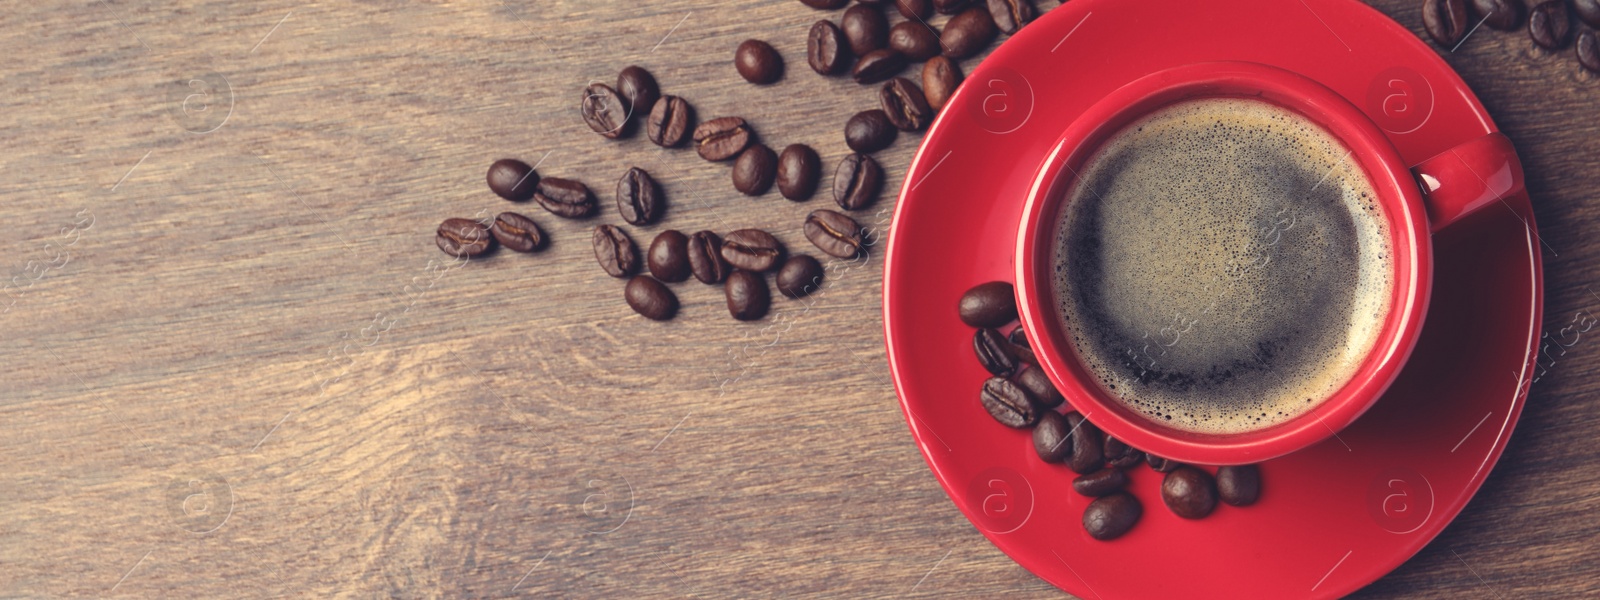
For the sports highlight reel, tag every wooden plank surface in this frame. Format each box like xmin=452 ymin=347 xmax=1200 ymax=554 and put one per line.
xmin=0 ymin=0 xmax=1595 ymax=597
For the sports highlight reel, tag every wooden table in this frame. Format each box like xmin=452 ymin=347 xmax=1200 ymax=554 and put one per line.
xmin=1 ymin=0 xmax=1594 ymax=597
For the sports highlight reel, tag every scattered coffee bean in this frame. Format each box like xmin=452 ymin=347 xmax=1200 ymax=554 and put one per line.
xmin=804 ymin=209 xmax=866 ymax=258
xmin=1472 ymin=0 xmax=1524 ymax=30
xmin=1008 ymin=327 xmax=1029 ymax=348
xmin=842 ymin=4 xmax=890 ymax=55
xmin=898 ymin=0 xmax=934 ymax=19
xmin=616 ymin=167 xmax=663 ymax=225
xmin=1146 ymin=454 xmax=1181 ymax=473
xmin=1073 ymin=468 xmax=1129 ymax=497
xmin=1065 ymin=412 xmax=1104 ymax=474
xmin=934 ymin=0 xmax=972 ymax=14
xmin=581 ymin=83 xmax=630 ymax=139
xmin=1579 ymin=0 xmax=1600 ymax=27
xmin=733 ymin=144 xmax=779 ymax=196
xmin=943 ymin=6 xmax=998 ymax=58
xmin=1012 ymin=367 xmax=1063 ymax=409
xmin=489 ymin=212 xmax=544 ymax=252
xmin=958 ymin=281 xmax=1016 ymax=327
xmin=845 ymin=109 xmax=898 ymax=153
xmin=487 ymin=159 xmax=539 ymax=201
xmin=648 ymin=95 xmax=694 ymax=148
xmin=1216 ymin=464 xmax=1261 ymax=507
xmin=776 ymin=254 xmax=825 ymax=298
xmin=852 ymin=48 xmax=908 ymax=83
xmin=1103 ymin=436 xmax=1144 ymax=469
xmin=1083 ymin=492 xmax=1141 ymax=541
xmin=889 ymin=21 xmax=942 ymax=61
xmin=735 ymin=39 xmax=784 ymax=84
xmin=808 ymin=20 xmax=853 ymax=75
xmin=1162 ymin=466 xmax=1219 ymax=519
xmin=694 ymin=116 xmax=754 ymax=161
xmin=880 ymin=77 xmax=935 ymax=131
xmin=625 ymin=275 xmax=678 ymax=321
xmin=592 ymin=224 xmax=639 ymax=278
xmin=648 ymin=230 xmax=692 ymax=283
xmin=1033 ymin=411 xmax=1072 ymax=462
xmin=987 ymin=0 xmax=1035 ymax=34
xmin=800 ymin=0 xmax=850 ymax=8
xmin=1530 ymin=0 xmax=1573 ymax=49
xmin=616 ymin=66 xmax=659 ymax=120
xmin=974 ymin=327 xmax=1020 ymax=377
xmin=831 ymin=153 xmax=884 ymax=211
xmin=535 ymin=177 xmax=596 ymax=218
xmin=720 ymin=229 xmax=784 ymax=272
xmin=1580 ymin=28 xmax=1600 ymax=72
xmin=436 ymin=218 xmax=493 ymax=258
xmin=1011 ymin=341 xmax=1036 ymax=366
xmin=688 ymin=230 xmax=730 ymax=284
xmin=725 ymin=269 xmax=771 ymax=321
xmin=777 ymin=144 xmax=822 ymax=201
xmin=1423 ymin=0 xmax=1471 ymax=46
xmin=980 ymin=376 xmax=1037 ymax=427
xmin=922 ymin=56 xmax=963 ymax=110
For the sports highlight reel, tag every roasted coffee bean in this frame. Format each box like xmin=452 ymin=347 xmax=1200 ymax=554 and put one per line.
xmin=1472 ymin=0 xmax=1524 ymax=30
xmin=725 ymin=270 xmax=771 ymax=321
xmin=1012 ymin=367 xmax=1063 ymax=409
xmin=688 ymin=231 xmax=730 ymax=284
xmin=958 ymin=281 xmax=1016 ymax=327
xmin=1073 ymin=468 xmax=1129 ymax=497
xmin=489 ymin=212 xmax=544 ymax=252
xmin=720 ymin=229 xmax=784 ymax=272
xmin=842 ymin=4 xmax=890 ymax=55
xmin=804 ymin=209 xmax=865 ymax=258
xmin=800 ymin=0 xmax=850 ymax=8
xmin=888 ymin=21 xmax=942 ymax=61
xmin=648 ymin=230 xmax=692 ymax=283
xmin=1033 ymin=411 xmax=1072 ymax=462
xmin=1065 ymin=412 xmax=1103 ymax=474
xmin=581 ymin=83 xmax=630 ymax=138
xmin=616 ymin=66 xmax=659 ymax=120
xmin=735 ymin=39 xmax=784 ymax=84
xmin=1011 ymin=341 xmax=1036 ymax=366
xmin=1162 ymin=466 xmax=1219 ymax=519
xmin=592 ymin=224 xmax=639 ymax=278
xmin=436 ymin=218 xmax=493 ymax=258
xmin=980 ymin=376 xmax=1037 ymax=428
xmin=808 ymin=20 xmax=853 ymax=75
xmin=776 ymin=254 xmax=825 ymax=298
xmin=777 ymin=144 xmax=822 ymax=201
xmin=880 ymin=77 xmax=934 ymax=131
xmin=832 ymin=153 xmax=884 ymax=211
xmin=694 ymin=116 xmax=753 ymax=161
xmin=852 ymin=48 xmax=908 ymax=83
xmin=535 ymin=177 xmax=596 ymax=218
xmin=1146 ymin=454 xmax=1181 ymax=473
xmin=987 ymin=0 xmax=1035 ymax=34
xmin=732 ymin=144 xmax=779 ymax=196
xmin=1579 ymin=0 xmax=1600 ymax=27
xmin=616 ymin=167 xmax=663 ymax=225
xmin=1423 ymin=0 xmax=1471 ymax=46
xmin=898 ymin=0 xmax=934 ymax=19
xmin=1103 ymin=436 xmax=1144 ymax=469
xmin=934 ymin=0 xmax=971 ymax=14
xmin=974 ymin=327 xmax=1019 ymax=377
xmin=1008 ymin=327 xmax=1029 ymax=348
xmin=487 ymin=159 xmax=538 ymax=201
xmin=942 ymin=6 xmax=998 ymax=58
xmin=922 ymin=56 xmax=963 ymax=110
xmin=1530 ymin=0 xmax=1573 ymax=49
xmin=1217 ymin=464 xmax=1261 ymax=507
xmin=1580 ymin=29 xmax=1600 ymax=73
xmin=845 ymin=109 xmax=898 ymax=153
xmin=648 ymin=95 xmax=694 ymax=148
xmin=1083 ymin=492 xmax=1141 ymax=541
xmin=625 ymin=275 xmax=678 ymax=321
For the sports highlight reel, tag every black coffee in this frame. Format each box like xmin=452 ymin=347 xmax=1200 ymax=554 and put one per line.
xmin=1052 ymin=97 xmax=1392 ymax=435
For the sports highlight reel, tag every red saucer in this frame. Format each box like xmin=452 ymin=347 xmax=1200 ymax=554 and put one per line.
xmin=881 ymin=0 xmax=1543 ymax=598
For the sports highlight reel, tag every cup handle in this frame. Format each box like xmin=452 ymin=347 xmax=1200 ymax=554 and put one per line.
xmin=1411 ymin=132 xmax=1524 ymax=233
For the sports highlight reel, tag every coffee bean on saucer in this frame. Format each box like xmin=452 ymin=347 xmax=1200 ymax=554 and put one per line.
xmin=934 ymin=0 xmax=972 ymax=15
xmin=808 ymin=20 xmax=853 ymax=75
xmin=777 ymin=144 xmax=822 ymax=201
xmin=889 ymin=21 xmax=942 ymax=61
xmin=980 ymin=376 xmax=1037 ymax=427
xmin=1083 ymin=492 xmax=1141 ymax=541
xmin=720 ymin=228 xmax=784 ymax=272
xmin=846 ymin=109 xmax=898 ymax=153
xmin=593 ymin=225 xmax=639 ymax=277
xmin=987 ymin=0 xmax=1035 ymax=34
xmin=842 ymin=4 xmax=890 ymax=55
xmin=489 ymin=212 xmax=544 ymax=252
xmin=735 ymin=39 xmax=784 ymax=84
xmin=487 ymin=159 xmax=538 ymax=201
xmin=535 ymin=177 xmax=596 ymax=218
xmin=880 ymin=77 xmax=934 ymax=131
xmin=1162 ymin=466 xmax=1219 ymax=519
xmin=733 ymin=144 xmax=779 ymax=196
xmin=694 ymin=116 xmax=754 ymax=161
xmin=899 ymin=0 xmax=934 ymax=20
xmin=648 ymin=230 xmax=691 ymax=283
xmin=853 ymin=49 xmax=908 ymax=84
xmin=1579 ymin=28 xmax=1600 ymax=72
xmin=648 ymin=95 xmax=694 ymax=148
xmin=1530 ymin=0 xmax=1573 ymax=50
xmin=958 ymin=281 xmax=1016 ymax=328
xmin=581 ymin=83 xmax=630 ymax=138
xmin=1103 ymin=436 xmax=1144 ymax=469
xmin=688 ymin=230 xmax=730 ymax=284
xmin=974 ymin=327 xmax=1019 ymax=376
xmin=616 ymin=66 xmax=659 ymax=121
xmin=1217 ymin=464 xmax=1261 ymax=506
xmin=1073 ymin=468 xmax=1129 ymax=497
xmin=942 ymin=6 xmax=998 ymax=59
xmin=1146 ymin=454 xmax=1181 ymax=473
xmin=1012 ymin=367 xmax=1063 ymax=408
xmin=1008 ymin=327 xmax=1029 ymax=348
xmin=436 ymin=218 xmax=493 ymax=258
xmin=922 ymin=56 xmax=963 ymax=111
xmin=1065 ymin=412 xmax=1103 ymax=474
xmin=800 ymin=0 xmax=849 ymax=8
xmin=616 ymin=167 xmax=663 ymax=225
xmin=725 ymin=269 xmax=771 ymax=321
xmin=625 ymin=275 xmax=678 ymax=321
xmin=804 ymin=209 xmax=866 ymax=258
xmin=776 ymin=254 xmax=825 ymax=298
xmin=1472 ymin=0 xmax=1524 ymax=30
xmin=1422 ymin=0 xmax=1470 ymax=47
xmin=1033 ymin=411 xmax=1072 ymax=462
xmin=1578 ymin=0 xmax=1600 ymax=27
xmin=833 ymin=153 xmax=884 ymax=210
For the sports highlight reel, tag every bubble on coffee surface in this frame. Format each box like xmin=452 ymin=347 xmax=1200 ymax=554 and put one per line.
xmin=1052 ymin=97 xmax=1392 ymax=435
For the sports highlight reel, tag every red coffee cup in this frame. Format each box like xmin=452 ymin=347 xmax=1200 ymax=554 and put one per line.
xmin=1015 ymin=61 xmax=1523 ymax=465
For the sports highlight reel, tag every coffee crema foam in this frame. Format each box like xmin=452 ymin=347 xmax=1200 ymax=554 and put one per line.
xmin=1052 ymin=97 xmax=1393 ymax=435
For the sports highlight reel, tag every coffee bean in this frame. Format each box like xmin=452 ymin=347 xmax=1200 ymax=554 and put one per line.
xmin=616 ymin=167 xmax=663 ymax=225
xmin=648 ymin=230 xmax=692 ymax=283
xmin=800 ymin=0 xmax=849 ymax=8
xmin=581 ymin=83 xmax=630 ymax=139
xmin=1008 ymin=327 xmax=1029 ymax=348
xmin=720 ymin=229 xmax=784 ymax=272
xmin=1065 ymin=412 xmax=1103 ymax=474
xmin=808 ymin=20 xmax=853 ymax=75
xmin=616 ymin=66 xmax=659 ymax=121
xmin=958 ymin=281 xmax=1016 ymax=327
xmin=1217 ymin=465 xmax=1261 ymax=507
xmin=845 ymin=110 xmax=897 ymax=153
xmin=777 ymin=144 xmax=822 ymax=201
xmin=888 ymin=21 xmax=942 ymax=61
xmin=1011 ymin=341 xmax=1036 ymax=366
xmin=1146 ymin=454 xmax=1181 ymax=473
xmin=1073 ymin=468 xmax=1129 ymax=497
xmin=922 ymin=56 xmax=964 ymax=110
xmin=880 ymin=77 xmax=934 ymax=131
xmin=942 ymin=6 xmax=998 ymax=58
xmin=1033 ymin=411 xmax=1072 ymax=462
xmin=1581 ymin=29 xmax=1600 ymax=72
xmin=489 ymin=212 xmax=544 ymax=252
xmin=735 ymin=39 xmax=784 ymax=84
xmin=842 ymin=4 xmax=890 ymax=55
xmin=776 ymin=254 xmax=825 ymax=298
xmin=487 ymin=159 xmax=539 ymax=201
xmin=694 ymin=116 xmax=754 ymax=161
xmin=648 ymin=95 xmax=694 ymax=148
xmin=534 ymin=177 xmax=595 ymax=218
xmin=980 ymin=376 xmax=1037 ymax=427
xmin=625 ymin=275 xmax=678 ymax=321
xmin=1083 ymin=492 xmax=1141 ymax=541
xmin=1103 ymin=436 xmax=1144 ymax=469
xmin=832 ymin=153 xmax=884 ymax=211
xmin=898 ymin=0 xmax=934 ymax=19
xmin=974 ymin=327 xmax=1019 ymax=376
xmin=733 ymin=144 xmax=779 ymax=196
xmin=934 ymin=0 xmax=971 ymax=14
xmin=1423 ymin=0 xmax=1470 ymax=46
xmin=1012 ymin=367 xmax=1063 ymax=409
xmin=436 ymin=218 xmax=493 ymax=258
xmin=1579 ymin=0 xmax=1600 ymax=27
xmin=592 ymin=224 xmax=639 ymax=278
xmin=688 ymin=231 xmax=730 ymax=284
xmin=852 ymin=49 xmax=908 ymax=83
xmin=804 ymin=209 xmax=865 ymax=258
xmin=1472 ymin=0 xmax=1524 ymax=30
xmin=987 ymin=0 xmax=1034 ymax=34
xmin=1530 ymin=0 xmax=1573 ymax=50
xmin=725 ymin=270 xmax=771 ymax=321
xmin=1162 ymin=466 xmax=1218 ymax=519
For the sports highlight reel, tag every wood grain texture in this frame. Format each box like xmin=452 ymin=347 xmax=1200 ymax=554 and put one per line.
xmin=0 ymin=0 xmax=1594 ymax=597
